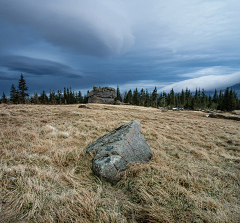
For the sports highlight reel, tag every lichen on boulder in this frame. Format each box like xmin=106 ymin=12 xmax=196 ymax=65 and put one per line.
xmin=86 ymin=120 xmax=153 ymax=183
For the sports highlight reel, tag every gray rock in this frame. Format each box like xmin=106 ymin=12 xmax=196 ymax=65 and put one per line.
xmin=86 ymin=120 xmax=153 ymax=183
xmin=87 ymin=86 xmax=117 ymax=104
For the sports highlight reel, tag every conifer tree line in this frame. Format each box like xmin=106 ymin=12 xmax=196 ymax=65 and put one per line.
xmin=30 ymin=87 xmax=86 ymax=105
xmin=1 ymin=74 xmax=240 ymax=111
xmin=121 ymin=87 xmax=240 ymax=111
xmin=0 ymin=74 xmax=87 ymax=105
xmin=1 ymin=74 xmax=29 ymax=104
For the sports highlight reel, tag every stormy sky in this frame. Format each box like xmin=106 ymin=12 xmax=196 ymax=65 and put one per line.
xmin=0 ymin=0 xmax=240 ymax=96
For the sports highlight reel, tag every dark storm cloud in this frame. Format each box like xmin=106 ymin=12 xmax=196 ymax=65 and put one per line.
xmin=0 ymin=72 xmax=17 ymax=80
xmin=0 ymin=55 xmax=83 ymax=78
xmin=0 ymin=0 xmax=240 ymax=95
xmin=0 ymin=0 xmax=135 ymax=58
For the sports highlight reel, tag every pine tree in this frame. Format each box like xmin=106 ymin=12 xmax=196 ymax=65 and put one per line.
xmin=191 ymin=97 xmax=197 ymax=110
xmin=201 ymin=89 xmax=207 ymax=108
xmin=1 ymin=92 xmax=7 ymax=103
xmin=18 ymin=74 xmax=29 ymax=104
xmin=140 ymin=89 xmax=145 ymax=106
xmin=49 ymin=90 xmax=56 ymax=104
xmin=194 ymin=88 xmax=199 ymax=109
xmin=83 ymin=91 xmax=89 ymax=103
xmin=116 ymin=86 xmax=122 ymax=102
xmin=10 ymin=84 xmax=18 ymax=104
xmin=180 ymin=89 xmax=186 ymax=107
xmin=213 ymin=89 xmax=218 ymax=103
xmin=31 ymin=92 xmax=40 ymax=104
xmin=63 ymin=87 xmax=67 ymax=104
xmin=184 ymin=88 xmax=191 ymax=108
xmin=56 ymin=90 xmax=62 ymax=104
xmin=184 ymin=88 xmax=192 ymax=109
xmin=233 ymin=90 xmax=240 ymax=110
xmin=208 ymin=95 xmax=213 ymax=109
xmin=169 ymin=88 xmax=175 ymax=108
xmin=218 ymin=90 xmax=223 ymax=110
xmin=222 ymin=87 xmax=230 ymax=111
xmin=39 ymin=91 xmax=48 ymax=104
xmin=175 ymin=93 xmax=180 ymax=108
xmin=133 ymin=88 xmax=140 ymax=105
xmin=162 ymin=92 xmax=167 ymax=107
xmin=77 ymin=91 xmax=83 ymax=103
xmin=123 ymin=92 xmax=127 ymax=103
xmin=69 ymin=87 xmax=75 ymax=104
xmin=66 ymin=88 xmax=70 ymax=104
xmin=125 ymin=89 xmax=133 ymax=104
xmin=228 ymin=88 xmax=236 ymax=111
xmin=151 ymin=87 xmax=158 ymax=107
xmin=144 ymin=89 xmax=150 ymax=107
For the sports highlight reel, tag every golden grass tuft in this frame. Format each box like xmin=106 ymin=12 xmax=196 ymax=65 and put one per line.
xmin=0 ymin=103 xmax=239 ymax=222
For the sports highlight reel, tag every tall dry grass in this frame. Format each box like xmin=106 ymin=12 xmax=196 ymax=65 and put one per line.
xmin=0 ymin=103 xmax=239 ymax=222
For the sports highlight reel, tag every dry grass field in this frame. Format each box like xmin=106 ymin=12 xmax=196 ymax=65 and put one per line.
xmin=0 ymin=103 xmax=239 ymax=223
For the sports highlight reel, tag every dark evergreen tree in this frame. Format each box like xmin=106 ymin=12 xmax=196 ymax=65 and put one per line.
xmin=133 ymin=88 xmax=140 ymax=105
xmin=180 ymin=89 xmax=186 ymax=107
xmin=1 ymin=92 xmax=7 ymax=103
xmin=83 ymin=90 xmax=89 ymax=103
xmin=228 ymin=88 xmax=236 ymax=111
xmin=208 ymin=95 xmax=213 ymax=109
xmin=39 ymin=91 xmax=48 ymax=104
xmin=10 ymin=84 xmax=18 ymax=104
xmin=66 ymin=88 xmax=70 ymax=104
xmin=15 ymin=89 xmax=20 ymax=104
xmin=194 ymin=88 xmax=199 ymax=109
xmin=218 ymin=87 xmax=239 ymax=111
xmin=77 ymin=91 xmax=83 ymax=103
xmin=123 ymin=92 xmax=128 ymax=103
xmin=32 ymin=92 xmax=40 ymax=104
xmin=18 ymin=74 xmax=29 ymax=104
xmin=68 ymin=87 xmax=75 ymax=104
xmin=169 ymin=88 xmax=175 ymax=108
xmin=63 ymin=87 xmax=67 ymax=104
xmin=162 ymin=92 xmax=167 ymax=107
xmin=218 ymin=90 xmax=223 ymax=110
xmin=222 ymin=87 xmax=230 ymax=111
xmin=191 ymin=97 xmax=197 ymax=110
xmin=49 ymin=90 xmax=56 ymax=104
xmin=175 ymin=93 xmax=180 ymax=108
xmin=145 ymin=89 xmax=150 ymax=107
xmin=124 ymin=89 xmax=133 ymax=104
xmin=213 ymin=89 xmax=218 ymax=103
xmin=116 ymin=86 xmax=122 ymax=102
xmin=140 ymin=88 xmax=145 ymax=106
xmin=151 ymin=87 xmax=158 ymax=107
xmin=56 ymin=90 xmax=62 ymax=104
xmin=184 ymin=88 xmax=192 ymax=109
xmin=201 ymin=89 xmax=207 ymax=108
xmin=233 ymin=90 xmax=240 ymax=109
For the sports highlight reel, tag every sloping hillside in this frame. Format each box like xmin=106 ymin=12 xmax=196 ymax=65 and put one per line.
xmin=0 ymin=104 xmax=239 ymax=222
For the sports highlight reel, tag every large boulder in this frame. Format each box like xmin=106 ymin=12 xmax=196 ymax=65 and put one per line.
xmin=86 ymin=120 xmax=153 ymax=183
xmin=87 ymin=86 xmax=117 ymax=104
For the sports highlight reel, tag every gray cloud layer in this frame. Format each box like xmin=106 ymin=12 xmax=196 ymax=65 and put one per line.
xmin=0 ymin=0 xmax=239 ymax=95
xmin=160 ymin=72 xmax=240 ymax=93
xmin=0 ymin=55 xmax=83 ymax=78
xmin=0 ymin=0 xmax=135 ymax=58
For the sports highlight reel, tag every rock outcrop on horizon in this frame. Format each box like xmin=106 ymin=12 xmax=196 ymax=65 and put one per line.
xmin=87 ymin=86 xmax=117 ymax=104
xmin=86 ymin=120 xmax=153 ymax=183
